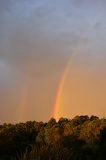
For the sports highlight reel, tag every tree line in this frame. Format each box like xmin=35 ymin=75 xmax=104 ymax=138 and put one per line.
xmin=0 ymin=115 xmax=106 ymax=160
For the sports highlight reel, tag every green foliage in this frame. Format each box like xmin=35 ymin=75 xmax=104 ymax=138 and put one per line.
xmin=0 ymin=116 xmax=106 ymax=159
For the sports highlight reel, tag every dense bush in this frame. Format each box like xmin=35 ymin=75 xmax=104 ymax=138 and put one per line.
xmin=0 ymin=116 xmax=106 ymax=160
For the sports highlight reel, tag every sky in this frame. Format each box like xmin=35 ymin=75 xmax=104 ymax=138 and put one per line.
xmin=0 ymin=0 xmax=106 ymax=123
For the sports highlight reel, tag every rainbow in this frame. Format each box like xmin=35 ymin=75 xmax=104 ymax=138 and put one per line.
xmin=18 ymin=80 xmax=29 ymax=122
xmin=53 ymin=53 xmax=76 ymax=120
xmin=18 ymin=53 xmax=76 ymax=122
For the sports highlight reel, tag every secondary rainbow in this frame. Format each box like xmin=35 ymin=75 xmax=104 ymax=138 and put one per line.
xmin=18 ymin=80 xmax=29 ymax=122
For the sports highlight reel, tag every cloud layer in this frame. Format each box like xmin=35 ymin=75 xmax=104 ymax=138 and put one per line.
xmin=0 ymin=0 xmax=106 ymax=123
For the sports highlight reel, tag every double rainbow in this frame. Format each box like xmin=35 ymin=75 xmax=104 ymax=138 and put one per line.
xmin=18 ymin=53 xmax=76 ymax=122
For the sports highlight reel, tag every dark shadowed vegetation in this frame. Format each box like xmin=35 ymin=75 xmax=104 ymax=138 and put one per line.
xmin=0 ymin=116 xmax=106 ymax=160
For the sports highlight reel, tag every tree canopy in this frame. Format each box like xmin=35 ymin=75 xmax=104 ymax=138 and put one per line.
xmin=0 ymin=116 xmax=106 ymax=160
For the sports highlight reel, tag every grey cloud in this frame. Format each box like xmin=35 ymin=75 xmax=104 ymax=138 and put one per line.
xmin=0 ymin=0 xmax=106 ymax=122
xmin=1 ymin=0 xmax=106 ymax=78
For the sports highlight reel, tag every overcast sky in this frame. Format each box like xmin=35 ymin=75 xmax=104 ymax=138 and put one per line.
xmin=0 ymin=0 xmax=106 ymax=123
